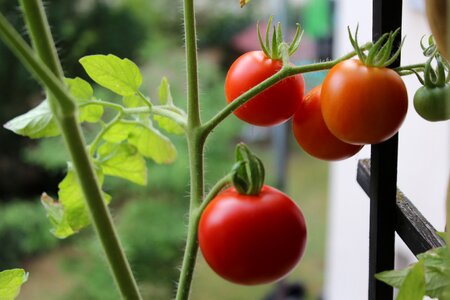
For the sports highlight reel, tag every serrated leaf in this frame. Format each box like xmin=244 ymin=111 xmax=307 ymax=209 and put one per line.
xmin=102 ymin=121 xmax=136 ymax=143
xmin=79 ymin=104 xmax=103 ymax=123
xmin=153 ymin=115 xmax=184 ymax=135
xmin=376 ymin=267 xmax=411 ymax=288
xmin=65 ymin=77 xmax=93 ymax=100
xmin=41 ymin=166 xmax=111 ymax=238
xmin=98 ymin=142 xmax=147 ymax=185
xmin=128 ymin=124 xmax=177 ymax=164
xmin=158 ymin=77 xmax=173 ymax=105
xmin=397 ymin=261 xmax=425 ymax=300
xmin=41 ymin=193 xmax=74 ymax=238
xmin=65 ymin=77 xmax=103 ymax=123
xmin=102 ymin=121 xmax=177 ymax=164
xmin=377 ymin=247 xmax=450 ymax=299
xmin=79 ymin=54 xmax=142 ymax=96
xmin=0 ymin=269 xmax=28 ymax=300
xmin=3 ymin=100 xmax=60 ymax=138
xmin=419 ymin=247 xmax=450 ymax=298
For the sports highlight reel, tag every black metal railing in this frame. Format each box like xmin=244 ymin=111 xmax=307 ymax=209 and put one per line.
xmin=359 ymin=0 xmax=445 ymax=299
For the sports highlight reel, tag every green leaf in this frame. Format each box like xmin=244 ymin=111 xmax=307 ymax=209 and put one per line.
xmin=3 ymin=100 xmax=60 ymax=138
xmin=79 ymin=103 xmax=104 ymax=123
xmin=376 ymin=267 xmax=410 ymax=288
xmin=419 ymin=247 xmax=450 ymax=298
xmin=0 ymin=269 xmax=28 ymax=300
xmin=123 ymin=94 xmax=147 ymax=108
xmin=153 ymin=115 xmax=184 ymax=135
xmin=158 ymin=77 xmax=173 ymax=105
xmin=377 ymin=247 xmax=450 ymax=299
xmin=397 ymin=261 xmax=425 ymax=300
xmin=41 ymin=193 xmax=74 ymax=238
xmin=41 ymin=166 xmax=111 ymax=238
xmin=102 ymin=121 xmax=136 ymax=143
xmin=65 ymin=77 xmax=103 ymax=123
xmin=103 ymin=121 xmax=177 ymax=164
xmin=98 ymin=142 xmax=147 ymax=185
xmin=79 ymin=54 xmax=142 ymax=96
xmin=65 ymin=77 xmax=93 ymax=100
xmin=129 ymin=124 xmax=177 ymax=164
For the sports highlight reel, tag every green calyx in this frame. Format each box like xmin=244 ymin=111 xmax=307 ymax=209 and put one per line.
xmin=257 ymin=16 xmax=303 ymax=61
xmin=420 ymin=35 xmax=438 ymax=58
xmin=348 ymin=25 xmax=405 ymax=67
xmin=231 ymin=143 xmax=265 ymax=195
xmin=423 ymin=56 xmax=449 ymax=88
xmin=410 ymin=35 xmax=450 ymax=88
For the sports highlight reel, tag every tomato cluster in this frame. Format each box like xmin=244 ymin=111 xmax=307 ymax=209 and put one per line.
xmin=225 ymin=51 xmax=408 ymax=161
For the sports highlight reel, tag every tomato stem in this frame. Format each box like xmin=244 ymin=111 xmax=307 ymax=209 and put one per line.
xmin=81 ymin=100 xmax=188 ymax=130
xmin=198 ymin=174 xmax=232 ymax=216
xmin=176 ymin=0 xmax=205 ymax=299
xmin=6 ymin=1 xmax=143 ymax=299
xmin=201 ymin=42 xmax=372 ymax=136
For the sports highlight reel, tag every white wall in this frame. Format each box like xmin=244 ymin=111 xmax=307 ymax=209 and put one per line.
xmin=323 ymin=0 xmax=450 ymax=299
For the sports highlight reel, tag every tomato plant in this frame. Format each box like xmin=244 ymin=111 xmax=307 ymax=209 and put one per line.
xmin=0 ymin=1 xmax=444 ymax=298
xmin=198 ymin=185 xmax=307 ymax=285
xmin=225 ymin=50 xmax=304 ymax=126
xmin=292 ymin=85 xmax=363 ymax=161
xmin=321 ymin=59 xmax=408 ymax=145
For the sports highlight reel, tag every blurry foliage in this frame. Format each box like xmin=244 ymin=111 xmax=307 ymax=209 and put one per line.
xmin=0 ymin=201 xmax=59 ymax=269
xmin=62 ymin=198 xmax=186 ymax=300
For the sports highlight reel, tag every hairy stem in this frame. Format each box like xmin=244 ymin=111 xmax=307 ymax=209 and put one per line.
xmin=176 ymin=0 xmax=204 ymax=299
xmin=5 ymin=1 xmax=142 ymax=299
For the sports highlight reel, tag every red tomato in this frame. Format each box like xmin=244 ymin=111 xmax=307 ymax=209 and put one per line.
xmin=225 ymin=51 xmax=305 ymax=126
xmin=293 ymin=85 xmax=363 ymax=160
xmin=321 ymin=59 xmax=408 ymax=145
xmin=198 ymin=185 xmax=307 ymax=285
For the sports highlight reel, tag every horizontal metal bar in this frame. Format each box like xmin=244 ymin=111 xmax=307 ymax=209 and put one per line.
xmin=357 ymin=159 xmax=445 ymax=256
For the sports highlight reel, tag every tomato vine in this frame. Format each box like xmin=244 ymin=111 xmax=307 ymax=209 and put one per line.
xmin=0 ymin=0 xmax=447 ymax=299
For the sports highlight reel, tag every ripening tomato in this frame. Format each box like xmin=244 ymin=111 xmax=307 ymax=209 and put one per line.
xmin=321 ymin=59 xmax=408 ymax=145
xmin=292 ymin=85 xmax=363 ymax=160
xmin=414 ymin=84 xmax=450 ymax=121
xmin=225 ymin=51 xmax=305 ymax=126
xmin=198 ymin=185 xmax=307 ymax=285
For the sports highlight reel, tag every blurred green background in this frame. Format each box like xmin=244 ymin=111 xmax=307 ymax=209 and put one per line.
xmin=0 ymin=0 xmax=331 ymax=299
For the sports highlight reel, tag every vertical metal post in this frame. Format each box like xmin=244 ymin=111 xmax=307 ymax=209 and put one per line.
xmin=369 ymin=0 xmax=403 ymax=299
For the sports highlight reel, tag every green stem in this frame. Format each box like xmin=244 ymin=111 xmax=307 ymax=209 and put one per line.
xmin=0 ymin=13 xmax=74 ymax=115
xmin=184 ymin=0 xmax=201 ymax=128
xmin=394 ymin=63 xmax=426 ymax=73
xmin=201 ymin=44 xmax=372 ymax=136
xmin=198 ymin=175 xmax=232 ymax=215
xmin=176 ymin=172 xmax=231 ymax=300
xmin=8 ymin=2 xmax=142 ymax=299
xmin=82 ymin=100 xmax=188 ymax=129
xmin=89 ymin=112 xmax=123 ymax=156
xmin=59 ymin=116 xmax=142 ymax=300
xmin=176 ymin=0 xmax=204 ymax=299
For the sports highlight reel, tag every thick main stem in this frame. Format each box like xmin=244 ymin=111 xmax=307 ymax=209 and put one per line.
xmin=59 ymin=116 xmax=142 ymax=300
xmin=17 ymin=1 xmax=141 ymax=299
xmin=176 ymin=0 xmax=204 ymax=299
